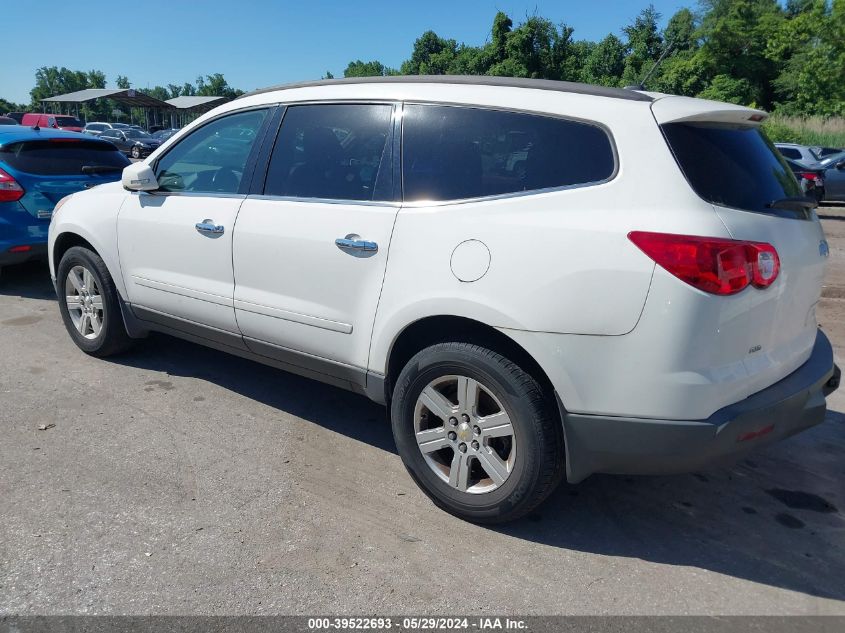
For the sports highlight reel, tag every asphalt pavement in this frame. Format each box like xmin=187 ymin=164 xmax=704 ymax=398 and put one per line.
xmin=1 ymin=210 xmax=844 ymax=615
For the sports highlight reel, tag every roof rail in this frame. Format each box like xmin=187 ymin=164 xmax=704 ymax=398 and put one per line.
xmin=240 ymin=75 xmax=654 ymax=103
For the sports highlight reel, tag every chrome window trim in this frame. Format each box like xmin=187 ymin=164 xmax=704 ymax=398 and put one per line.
xmin=245 ymin=193 xmax=399 ymax=208
xmin=398 ymin=179 xmax=617 ymax=209
xmin=139 ymin=191 xmax=247 ymax=200
xmin=399 ymin=101 xmax=620 ymax=206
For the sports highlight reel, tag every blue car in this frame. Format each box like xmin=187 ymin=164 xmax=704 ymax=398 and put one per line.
xmin=0 ymin=126 xmax=129 ymax=272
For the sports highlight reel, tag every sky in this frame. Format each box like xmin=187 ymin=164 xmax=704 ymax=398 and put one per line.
xmin=0 ymin=0 xmax=692 ymax=105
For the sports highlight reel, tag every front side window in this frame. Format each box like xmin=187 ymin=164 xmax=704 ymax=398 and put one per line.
xmin=402 ymin=104 xmax=615 ymax=202
xmin=155 ymin=108 xmax=268 ymax=194
xmin=264 ymin=103 xmax=393 ymax=201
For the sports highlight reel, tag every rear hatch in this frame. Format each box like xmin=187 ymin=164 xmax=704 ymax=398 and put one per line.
xmin=0 ymin=138 xmax=129 ymax=218
xmin=654 ymin=98 xmax=828 ymax=396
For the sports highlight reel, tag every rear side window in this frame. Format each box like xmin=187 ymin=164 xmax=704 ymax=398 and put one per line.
xmin=264 ymin=104 xmax=394 ymax=201
xmin=56 ymin=116 xmax=83 ymax=127
xmin=402 ymin=104 xmax=615 ymax=202
xmin=663 ymin=123 xmax=802 ymax=215
xmin=778 ymin=147 xmax=802 ymax=160
xmin=0 ymin=140 xmax=130 ymax=175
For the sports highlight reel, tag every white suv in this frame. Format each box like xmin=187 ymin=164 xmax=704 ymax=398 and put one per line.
xmin=48 ymin=76 xmax=840 ymax=523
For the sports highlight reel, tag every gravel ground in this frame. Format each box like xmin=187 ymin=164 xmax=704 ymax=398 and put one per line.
xmin=1 ymin=208 xmax=844 ymax=615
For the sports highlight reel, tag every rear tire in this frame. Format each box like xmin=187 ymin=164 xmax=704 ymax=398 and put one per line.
xmin=391 ymin=342 xmax=564 ymax=523
xmin=56 ymin=246 xmax=133 ymax=357
xmin=131 ymin=146 xmax=141 ymax=159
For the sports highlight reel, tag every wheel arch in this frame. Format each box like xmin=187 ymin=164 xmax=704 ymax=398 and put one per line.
xmin=383 ymin=315 xmax=556 ymax=406
xmin=52 ymin=232 xmax=96 ymax=277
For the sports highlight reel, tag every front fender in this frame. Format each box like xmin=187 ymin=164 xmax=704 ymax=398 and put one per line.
xmin=48 ymin=185 xmax=128 ymax=298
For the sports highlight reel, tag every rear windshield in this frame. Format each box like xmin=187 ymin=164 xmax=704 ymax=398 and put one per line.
xmin=0 ymin=140 xmax=130 ymax=175
xmin=661 ymin=122 xmax=802 ymax=215
xmin=55 ymin=117 xmax=83 ymax=127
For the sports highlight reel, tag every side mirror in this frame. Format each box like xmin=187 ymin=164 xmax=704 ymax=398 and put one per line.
xmin=122 ymin=161 xmax=159 ymax=191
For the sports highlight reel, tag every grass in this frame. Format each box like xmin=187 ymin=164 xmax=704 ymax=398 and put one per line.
xmin=763 ymin=115 xmax=845 ymax=148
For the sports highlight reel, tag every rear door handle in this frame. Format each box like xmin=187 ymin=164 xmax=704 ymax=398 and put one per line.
xmin=335 ymin=235 xmax=378 ymax=253
xmin=196 ymin=219 xmax=224 ymax=235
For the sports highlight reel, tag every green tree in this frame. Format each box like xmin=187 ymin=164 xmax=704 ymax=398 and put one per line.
xmin=0 ymin=97 xmax=26 ymax=114
xmin=695 ymin=0 xmax=786 ymax=109
xmin=582 ymin=34 xmax=626 ymax=86
xmin=401 ymin=31 xmax=457 ymax=75
xmin=621 ymin=5 xmax=664 ymax=87
xmin=195 ymin=73 xmax=242 ymax=99
xmin=116 ymin=75 xmax=131 ymax=89
xmin=344 ymin=60 xmax=395 ymax=77
xmin=773 ymin=0 xmax=845 ymax=115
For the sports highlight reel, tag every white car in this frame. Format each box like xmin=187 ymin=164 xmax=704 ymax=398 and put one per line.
xmin=48 ymin=76 xmax=840 ymax=523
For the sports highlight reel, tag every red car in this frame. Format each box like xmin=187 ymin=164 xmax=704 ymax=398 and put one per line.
xmin=20 ymin=113 xmax=84 ymax=132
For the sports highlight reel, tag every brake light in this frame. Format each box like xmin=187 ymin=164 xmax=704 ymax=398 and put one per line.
xmin=628 ymin=231 xmax=780 ymax=295
xmin=798 ymin=172 xmax=820 ymax=182
xmin=48 ymin=138 xmax=81 ymax=143
xmin=8 ymin=245 xmax=32 ymax=253
xmin=0 ymin=167 xmax=24 ymax=202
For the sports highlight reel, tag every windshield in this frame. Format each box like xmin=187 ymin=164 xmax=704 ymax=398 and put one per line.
xmin=124 ymin=130 xmax=151 ymax=139
xmin=661 ymin=122 xmax=802 ymax=216
xmin=56 ymin=117 xmax=83 ymax=127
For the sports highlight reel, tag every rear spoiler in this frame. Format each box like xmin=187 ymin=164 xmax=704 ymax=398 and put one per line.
xmin=650 ymin=95 xmax=768 ymax=126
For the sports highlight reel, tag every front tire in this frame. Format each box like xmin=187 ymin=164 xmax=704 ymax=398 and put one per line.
xmin=391 ymin=342 xmax=564 ymax=523
xmin=56 ymin=246 xmax=133 ymax=357
xmin=131 ymin=146 xmax=141 ymax=159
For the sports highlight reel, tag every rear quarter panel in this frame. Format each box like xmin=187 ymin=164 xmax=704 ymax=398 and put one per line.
xmin=368 ymin=89 xmax=731 ymax=376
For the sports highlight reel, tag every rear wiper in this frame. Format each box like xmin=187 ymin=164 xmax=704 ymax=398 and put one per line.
xmin=766 ymin=196 xmax=818 ymax=211
xmin=81 ymin=165 xmax=123 ymax=174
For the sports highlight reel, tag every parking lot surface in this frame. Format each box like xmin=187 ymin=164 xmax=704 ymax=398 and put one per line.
xmin=1 ymin=208 xmax=845 ymax=615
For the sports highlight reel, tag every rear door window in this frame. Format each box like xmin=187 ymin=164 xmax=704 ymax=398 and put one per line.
xmin=402 ymin=104 xmax=615 ymax=202
xmin=0 ymin=140 xmax=130 ymax=175
xmin=264 ymin=103 xmax=394 ymax=201
xmin=663 ymin=123 xmax=802 ymax=215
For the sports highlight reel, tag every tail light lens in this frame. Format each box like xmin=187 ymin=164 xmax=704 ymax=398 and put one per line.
xmin=798 ymin=172 xmax=821 ymax=183
xmin=628 ymin=231 xmax=780 ymax=295
xmin=0 ymin=167 xmax=24 ymax=202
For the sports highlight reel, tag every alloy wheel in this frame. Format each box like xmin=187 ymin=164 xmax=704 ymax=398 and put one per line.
xmin=65 ymin=265 xmax=104 ymax=339
xmin=413 ymin=375 xmax=516 ymax=494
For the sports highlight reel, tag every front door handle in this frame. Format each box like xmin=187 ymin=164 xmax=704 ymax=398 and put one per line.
xmin=196 ymin=219 xmax=224 ymax=235
xmin=335 ymin=235 xmax=378 ymax=253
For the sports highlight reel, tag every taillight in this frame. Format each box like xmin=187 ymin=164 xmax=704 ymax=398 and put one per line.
xmin=628 ymin=231 xmax=780 ymax=295
xmin=798 ymin=172 xmax=820 ymax=182
xmin=0 ymin=167 xmax=24 ymax=202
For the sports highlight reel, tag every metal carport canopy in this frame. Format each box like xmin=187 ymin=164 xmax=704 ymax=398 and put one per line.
xmin=164 ymin=96 xmax=227 ymax=112
xmin=41 ymin=88 xmax=173 ymax=109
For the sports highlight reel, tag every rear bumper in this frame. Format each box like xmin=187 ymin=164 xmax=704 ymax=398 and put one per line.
xmin=0 ymin=242 xmax=48 ymax=267
xmin=561 ymin=329 xmax=839 ymax=483
xmin=1 ymin=200 xmax=49 ymax=266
